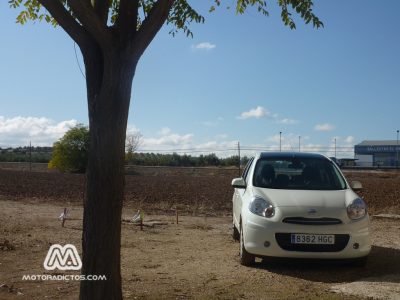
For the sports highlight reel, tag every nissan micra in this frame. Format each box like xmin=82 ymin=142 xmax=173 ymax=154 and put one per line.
xmin=232 ymin=152 xmax=371 ymax=266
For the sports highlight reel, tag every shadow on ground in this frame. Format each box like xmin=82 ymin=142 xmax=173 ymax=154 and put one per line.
xmin=255 ymin=245 xmax=400 ymax=284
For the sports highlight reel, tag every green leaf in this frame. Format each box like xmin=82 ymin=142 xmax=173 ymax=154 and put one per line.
xmin=9 ymin=0 xmax=323 ymax=35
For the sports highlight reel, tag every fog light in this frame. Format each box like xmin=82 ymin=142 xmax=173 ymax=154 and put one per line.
xmin=353 ymin=243 xmax=359 ymax=249
xmin=264 ymin=241 xmax=270 ymax=247
xmin=263 ymin=206 xmax=275 ymax=218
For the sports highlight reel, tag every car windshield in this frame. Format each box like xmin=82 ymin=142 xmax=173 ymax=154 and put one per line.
xmin=253 ymin=157 xmax=347 ymax=190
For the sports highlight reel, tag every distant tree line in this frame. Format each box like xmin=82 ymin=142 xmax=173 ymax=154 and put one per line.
xmin=0 ymin=146 xmax=249 ymax=168
xmin=126 ymin=152 xmax=249 ymax=167
xmin=0 ymin=146 xmax=52 ymax=163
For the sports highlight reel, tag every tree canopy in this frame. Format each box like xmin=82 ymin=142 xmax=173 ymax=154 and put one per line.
xmin=48 ymin=124 xmax=89 ymax=173
xmin=10 ymin=0 xmax=323 ymax=41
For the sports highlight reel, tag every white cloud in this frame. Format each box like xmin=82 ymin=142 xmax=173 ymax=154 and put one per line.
xmin=141 ymin=127 xmax=194 ymax=149
xmin=344 ymin=136 xmax=355 ymax=144
xmin=277 ymin=118 xmax=298 ymax=125
xmin=298 ymin=137 xmax=354 ymax=158
xmin=331 ymin=136 xmax=340 ymax=143
xmin=266 ymin=133 xmax=304 ymax=151
xmin=237 ymin=106 xmax=297 ymax=125
xmin=0 ymin=116 xmax=78 ymax=147
xmin=192 ymin=42 xmax=216 ymax=51
xmin=314 ymin=123 xmax=335 ymax=131
xmin=126 ymin=124 xmax=141 ymax=135
xmin=237 ymin=106 xmax=270 ymax=120
xmin=301 ymin=143 xmax=326 ymax=153
xmin=195 ymin=140 xmax=239 ymax=157
xmin=136 ymin=128 xmax=242 ymax=157
xmin=326 ymin=136 xmax=356 ymax=158
xmin=158 ymin=127 xmax=172 ymax=136
xmin=133 ymin=127 xmax=357 ymax=159
xmin=267 ymin=134 xmax=282 ymax=144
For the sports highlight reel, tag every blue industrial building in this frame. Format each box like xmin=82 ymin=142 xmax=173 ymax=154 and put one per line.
xmin=354 ymin=140 xmax=400 ymax=167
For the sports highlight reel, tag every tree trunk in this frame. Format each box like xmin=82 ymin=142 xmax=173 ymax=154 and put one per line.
xmin=79 ymin=47 xmax=137 ymax=299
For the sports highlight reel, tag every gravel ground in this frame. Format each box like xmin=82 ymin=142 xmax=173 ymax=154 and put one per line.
xmin=0 ymin=168 xmax=399 ymax=299
xmin=0 ymin=201 xmax=399 ymax=299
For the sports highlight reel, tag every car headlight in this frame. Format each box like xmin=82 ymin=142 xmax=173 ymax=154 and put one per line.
xmin=347 ymin=198 xmax=367 ymax=220
xmin=249 ymin=197 xmax=275 ymax=218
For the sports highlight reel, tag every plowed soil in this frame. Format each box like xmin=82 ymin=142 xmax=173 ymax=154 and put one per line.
xmin=0 ymin=168 xmax=399 ymax=215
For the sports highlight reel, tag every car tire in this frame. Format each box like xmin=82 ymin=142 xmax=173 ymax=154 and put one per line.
xmin=240 ymin=223 xmax=255 ymax=266
xmin=232 ymin=223 xmax=240 ymax=241
xmin=350 ymin=256 xmax=368 ymax=267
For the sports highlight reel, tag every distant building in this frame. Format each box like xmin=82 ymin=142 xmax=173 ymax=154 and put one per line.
xmin=339 ymin=158 xmax=357 ymax=167
xmin=354 ymin=140 xmax=400 ymax=167
xmin=330 ymin=157 xmax=357 ymax=168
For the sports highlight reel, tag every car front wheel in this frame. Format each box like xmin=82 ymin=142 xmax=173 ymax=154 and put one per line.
xmin=232 ymin=222 xmax=240 ymax=241
xmin=240 ymin=223 xmax=255 ymax=266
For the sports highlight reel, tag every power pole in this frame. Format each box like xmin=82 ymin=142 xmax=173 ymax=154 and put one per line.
xmin=238 ymin=141 xmax=241 ymax=177
xmin=29 ymin=141 xmax=32 ymax=172
xmin=397 ymin=130 xmax=399 ymax=168
xmin=334 ymin=138 xmax=337 ymax=159
xmin=298 ymin=136 xmax=301 ymax=152
xmin=279 ymin=132 xmax=282 ymax=152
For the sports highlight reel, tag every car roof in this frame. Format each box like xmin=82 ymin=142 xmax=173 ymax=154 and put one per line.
xmin=258 ymin=152 xmax=330 ymax=160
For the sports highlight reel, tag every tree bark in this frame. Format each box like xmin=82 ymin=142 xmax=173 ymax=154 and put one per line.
xmin=79 ymin=46 xmax=138 ymax=300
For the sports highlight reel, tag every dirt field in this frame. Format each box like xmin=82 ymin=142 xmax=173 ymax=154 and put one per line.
xmin=0 ymin=167 xmax=399 ymax=215
xmin=0 ymin=168 xmax=399 ymax=299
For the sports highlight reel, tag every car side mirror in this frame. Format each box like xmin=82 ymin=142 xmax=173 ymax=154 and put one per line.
xmin=232 ymin=177 xmax=247 ymax=189
xmin=351 ymin=181 xmax=363 ymax=191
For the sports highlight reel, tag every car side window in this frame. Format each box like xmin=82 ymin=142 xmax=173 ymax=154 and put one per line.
xmin=242 ymin=157 xmax=254 ymax=182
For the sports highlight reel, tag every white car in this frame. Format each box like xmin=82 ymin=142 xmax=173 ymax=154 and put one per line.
xmin=232 ymin=152 xmax=371 ymax=266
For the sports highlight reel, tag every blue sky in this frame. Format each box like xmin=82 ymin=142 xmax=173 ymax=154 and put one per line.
xmin=1 ymin=1 xmax=399 ymax=158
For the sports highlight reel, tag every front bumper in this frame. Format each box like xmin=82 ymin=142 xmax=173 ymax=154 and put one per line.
xmin=243 ymin=214 xmax=371 ymax=259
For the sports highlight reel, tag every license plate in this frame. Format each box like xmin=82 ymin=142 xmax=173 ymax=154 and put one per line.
xmin=291 ymin=233 xmax=335 ymax=245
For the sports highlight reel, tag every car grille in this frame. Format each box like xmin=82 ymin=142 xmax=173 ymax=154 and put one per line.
xmin=275 ymin=233 xmax=350 ymax=252
xmin=282 ymin=217 xmax=342 ymax=225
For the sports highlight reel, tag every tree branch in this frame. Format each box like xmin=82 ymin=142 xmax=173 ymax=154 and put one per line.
xmin=38 ymin=0 xmax=89 ymax=47
xmin=130 ymin=0 xmax=174 ymax=58
xmin=116 ymin=0 xmax=139 ymax=40
xmin=94 ymin=0 xmax=110 ymax=26
xmin=68 ymin=0 xmax=112 ymax=47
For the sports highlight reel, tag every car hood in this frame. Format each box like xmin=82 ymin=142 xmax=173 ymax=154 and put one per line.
xmin=252 ymin=187 xmax=356 ymax=209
